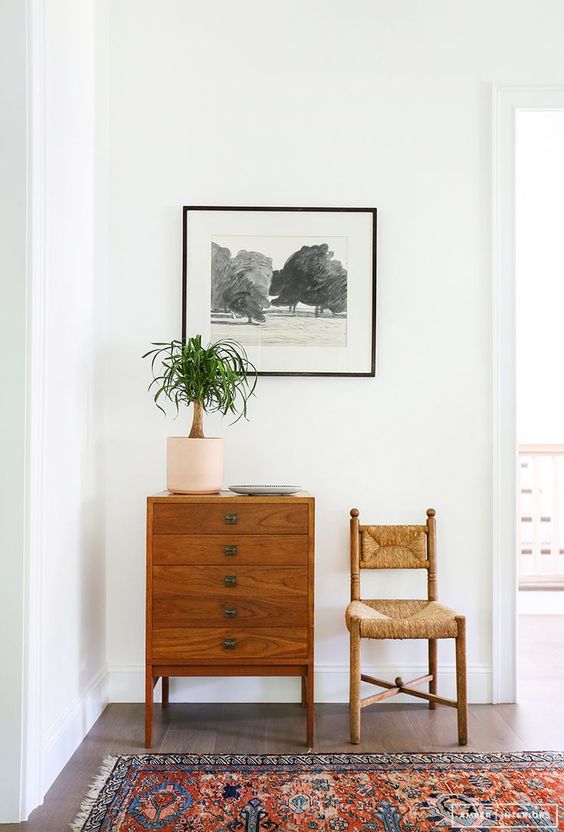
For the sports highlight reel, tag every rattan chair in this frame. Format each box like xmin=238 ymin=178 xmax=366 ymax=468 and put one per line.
xmin=345 ymin=507 xmax=467 ymax=745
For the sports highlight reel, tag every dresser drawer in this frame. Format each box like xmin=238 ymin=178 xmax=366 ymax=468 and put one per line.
xmin=153 ymin=565 xmax=307 ymax=599
xmin=153 ymin=534 xmax=308 ymax=565
xmin=152 ymin=627 xmax=308 ymax=661
xmin=153 ymin=596 xmax=308 ymax=627
xmin=153 ymin=502 xmax=308 ymax=535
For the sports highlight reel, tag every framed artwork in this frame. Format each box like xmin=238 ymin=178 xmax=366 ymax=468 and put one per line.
xmin=182 ymin=206 xmax=377 ymax=377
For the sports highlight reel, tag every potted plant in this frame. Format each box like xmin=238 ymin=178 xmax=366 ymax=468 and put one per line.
xmin=144 ymin=335 xmax=257 ymax=494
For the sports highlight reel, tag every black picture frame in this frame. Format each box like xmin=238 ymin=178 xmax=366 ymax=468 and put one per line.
xmin=182 ymin=205 xmax=377 ymax=377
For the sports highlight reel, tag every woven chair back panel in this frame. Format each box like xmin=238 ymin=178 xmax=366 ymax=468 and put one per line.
xmin=360 ymin=525 xmax=429 ymax=569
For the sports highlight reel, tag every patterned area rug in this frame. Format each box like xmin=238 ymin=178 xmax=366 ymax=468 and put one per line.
xmin=73 ymin=752 xmax=564 ymax=831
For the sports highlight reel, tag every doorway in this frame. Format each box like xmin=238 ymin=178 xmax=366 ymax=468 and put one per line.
xmin=515 ymin=109 xmax=564 ymax=702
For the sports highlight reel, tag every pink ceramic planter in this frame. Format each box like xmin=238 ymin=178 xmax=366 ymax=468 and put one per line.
xmin=166 ymin=437 xmax=223 ymax=494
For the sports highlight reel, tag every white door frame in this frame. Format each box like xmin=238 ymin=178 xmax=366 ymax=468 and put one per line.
xmin=21 ymin=0 xmax=47 ymax=818
xmin=492 ymin=84 xmax=564 ymax=704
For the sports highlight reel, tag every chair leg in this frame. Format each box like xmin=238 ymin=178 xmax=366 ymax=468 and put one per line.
xmin=428 ymin=639 xmax=437 ymax=710
xmin=349 ymin=618 xmax=361 ymax=744
xmin=161 ymin=676 xmax=169 ymax=709
xmin=455 ymin=616 xmax=468 ymax=745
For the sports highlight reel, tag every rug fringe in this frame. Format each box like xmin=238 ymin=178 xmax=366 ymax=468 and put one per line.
xmin=70 ymin=754 xmax=118 ymax=832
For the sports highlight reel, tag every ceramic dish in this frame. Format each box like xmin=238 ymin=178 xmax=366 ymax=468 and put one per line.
xmin=228 ymin=485 xmax=302 ymax=496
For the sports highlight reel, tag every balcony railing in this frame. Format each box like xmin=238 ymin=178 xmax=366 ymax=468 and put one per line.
xmin=518 ymin=444 xmax=564 ymax=590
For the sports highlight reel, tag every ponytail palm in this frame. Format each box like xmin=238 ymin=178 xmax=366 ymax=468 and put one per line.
xmin=143 ymin=336 xmax=257 ymax=438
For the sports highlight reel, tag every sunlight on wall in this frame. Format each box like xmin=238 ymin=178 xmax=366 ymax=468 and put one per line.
xmin=516 ymin=110 xmax=564 ymax=443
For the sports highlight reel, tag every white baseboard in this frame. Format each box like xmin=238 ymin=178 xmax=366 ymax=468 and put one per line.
xmin=41 ymin=667 xmax=108 ymax=796
xmin=109 ymin=663 xmax=492 ymax=705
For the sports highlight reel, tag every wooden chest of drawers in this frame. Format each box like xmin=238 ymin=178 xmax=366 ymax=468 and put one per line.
xmin=145 ymin=491 xmax=315 ymax=746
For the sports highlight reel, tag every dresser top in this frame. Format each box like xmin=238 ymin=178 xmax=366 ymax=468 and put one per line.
xmin=148 ymin=490 xmax=312 ymax=503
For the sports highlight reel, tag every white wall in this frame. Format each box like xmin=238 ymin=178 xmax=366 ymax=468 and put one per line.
xmin=519 ymin=591 xmax=564 ymax=615
xmin=0 ymin=2 xmax=108 ymax=818
xmin=516 ymin=110 xmax=564 ymax=443
xmin=0 ymin=0 xmax=27 ymax=821
xmin=31 ymin=0 xmax=108 ymax=802
xmin=105 ymin=0 xmax=564 ymax=706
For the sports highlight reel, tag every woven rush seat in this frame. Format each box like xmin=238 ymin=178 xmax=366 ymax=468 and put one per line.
xmin=346 ymin=599 xmax=458 ymax=639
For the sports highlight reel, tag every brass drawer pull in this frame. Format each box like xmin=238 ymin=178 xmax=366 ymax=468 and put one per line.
xmin=224 ymin=637 xmax=237 ymax=649
xmin=224 ymin=606 xmax=237 ymax=618
xmin=224 ymin=575 xmax=237 ymax=587
xmin=224 ymin=545 xmax=237 ymax=556
xmin=225 ymin=514 xmax=238 ymax=525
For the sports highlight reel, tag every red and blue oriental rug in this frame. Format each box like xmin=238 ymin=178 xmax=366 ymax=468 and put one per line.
xmin=73 ymin=752 xmax=564 ymax=831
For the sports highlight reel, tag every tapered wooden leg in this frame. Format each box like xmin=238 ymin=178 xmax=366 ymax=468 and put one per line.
xmin=455 ymin=616 xmax=468 ymax=745
xmin=349 ymin=619 xmax=361 ymax=744
xmin=428 ymin=639 xmax=437 ymax=710
xmin=145 ymin=666 xmax=153 ymax=748
xmin=306 ymin=664 xmax=314 ymax=746
xmin=162 ymin=676 xmax=169 ymax=709
xmin=301 ymin=675 xmax=307 ymax=708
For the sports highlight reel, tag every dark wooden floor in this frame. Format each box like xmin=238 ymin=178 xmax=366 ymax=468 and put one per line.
xmin=5 ymin=697 xmax=564 ymax=832
xmin=4 ymin=615 xmax=563 ymax=830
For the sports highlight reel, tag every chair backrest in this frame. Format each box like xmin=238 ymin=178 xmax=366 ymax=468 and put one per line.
xmin=349 ymin=508 xmax=437 ymax=602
